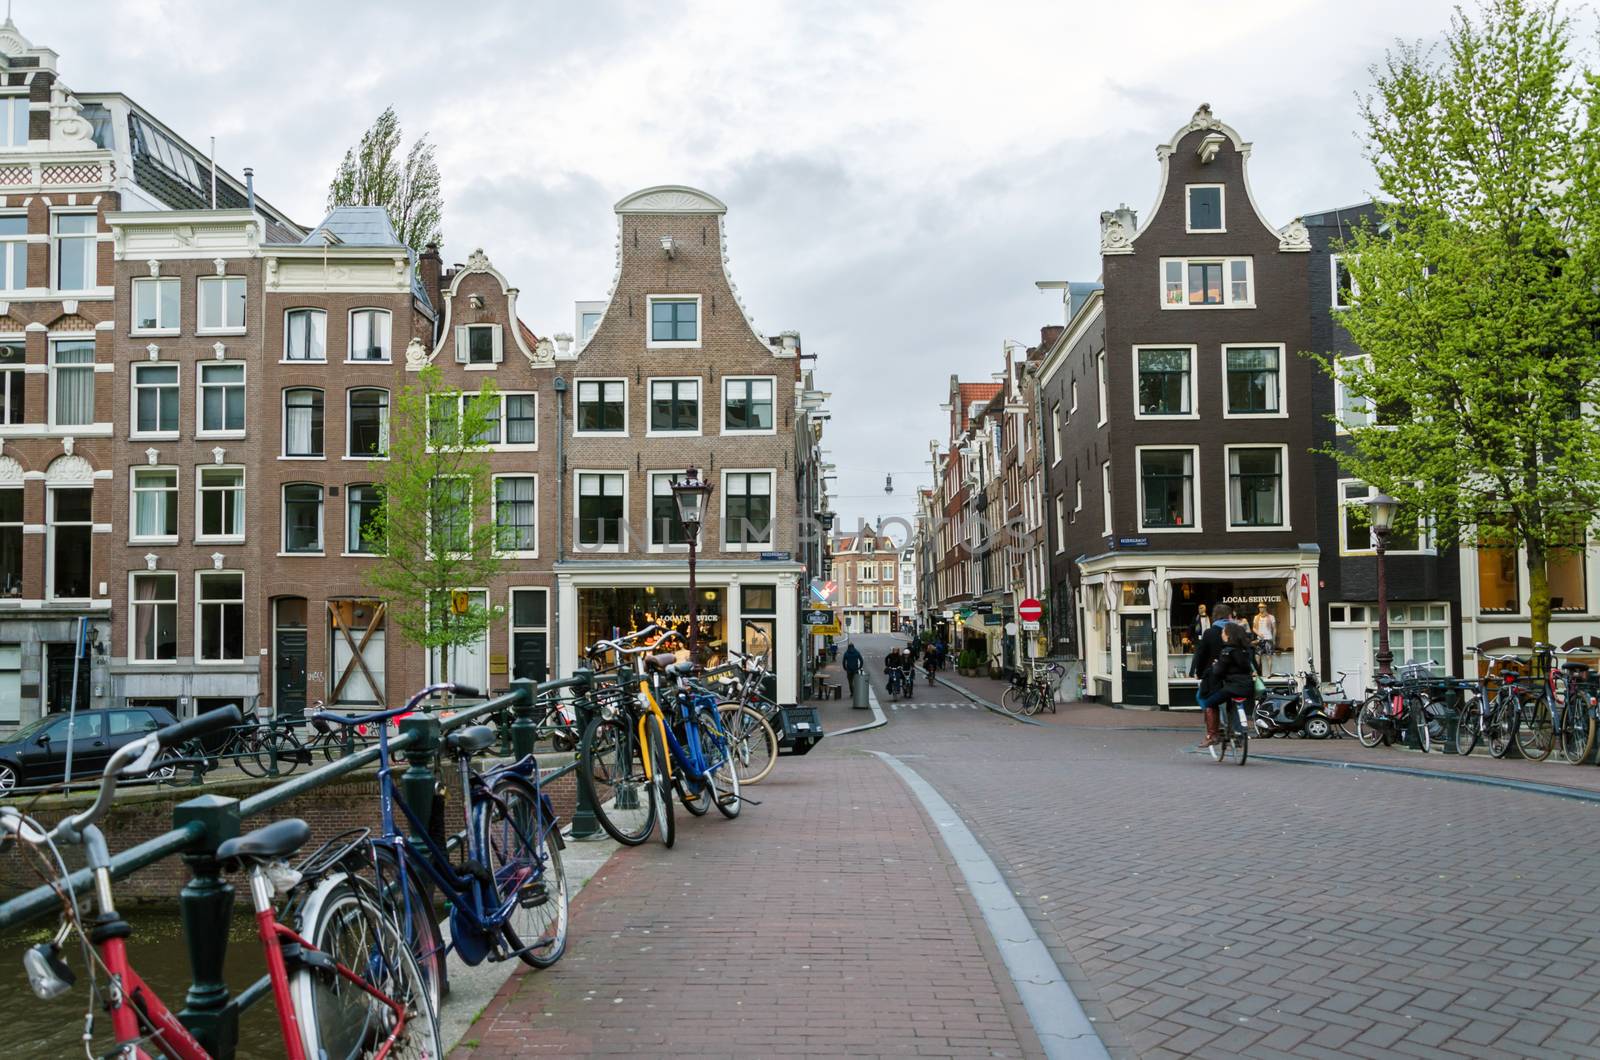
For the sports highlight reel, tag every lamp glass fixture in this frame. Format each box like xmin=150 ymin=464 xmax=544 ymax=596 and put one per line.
xmin=1367 ymin=491 xmax=1400 ymax=533
xmin=671 ymin=468 xmax=712 ymax=530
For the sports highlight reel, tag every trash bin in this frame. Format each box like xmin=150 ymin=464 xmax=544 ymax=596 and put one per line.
xmin=852 ymin=672 xmax=870 ymax=710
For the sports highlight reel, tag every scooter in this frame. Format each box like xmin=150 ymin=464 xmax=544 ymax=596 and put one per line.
xmin=1253 ymin=669 xmax=1348 ymax=739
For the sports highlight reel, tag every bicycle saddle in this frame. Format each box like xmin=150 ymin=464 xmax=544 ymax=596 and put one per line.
xmin=217 ymin=818 xmax=312 ymax=865
xmin=644 ymin=652 xmax=681 ymax=672
xmin=444 ymin=725 xmax=497 ymax=756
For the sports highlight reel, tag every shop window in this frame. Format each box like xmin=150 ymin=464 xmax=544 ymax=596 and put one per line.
xmin=578 ymin=585 xmax=725 ymax=658
xmin=0 ymin=644 xmax=18 ymax=723
xmin=1548 ymin=545 xmax=1587 ymax=613
xmin=1476 ymin=528 xmax=1519 ymax=613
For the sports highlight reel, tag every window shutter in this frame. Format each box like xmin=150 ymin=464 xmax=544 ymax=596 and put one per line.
xmin=491 ymin=324 xmax=504 ymax=363
xmin=455 ymin=326 xmax=468 ymax=363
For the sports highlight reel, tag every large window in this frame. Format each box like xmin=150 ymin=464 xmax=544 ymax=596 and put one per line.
xmin=52 ymin=213 xmax=96 ymax=291
xmin=504 ymin=393 xmax=537 ymax=446
xmin=198 ymin=276 xmax=246 ymax=332
xmin=431 ymin=478 xmax=472 ymax=554
xmin=494 ymin=476 xmax=537 ymax=553
xmin=0 ymin=343 xmax=23 ymax=426
xmin=349 ymin=309 xmax=391 ymax=361
xmin=649 ymin=297 xmax=698 ymax=345
xmin=1135 ymin=348 xmax=1193 ymax=416
xmin=1224 ymin=347 xmax=1281 ymax=415
xmin=199 ymin=363 xmax=245 ymax=434
xmin=283 ymin=484 xmax=323 ymax=553
xmin=649 ymin=378 xmax=699 ymax=433
xmin=1335 ymin=355 xmax=1374 ymax=430
xmin=48 ymin=487 xmax=92 ymax=599
xmin=133 ymin=363 xmax=179 ymax=436
xmin=0 ymin=96 xmax=27 ymax=148
xmin=198 ymin=467 xmax=244 ymax=541
xmin=1161 ymin=257 xmax=1252 ymax=308
xmin=329 ymin=598 xmax=385 ymax=705
xmin=130 ymin=573 xmax=177 ymax=662
xmin=133 ymin=277 xmax=180 ymax=333
xmin=347 ymin=484 xmax=382 ymax=554
xmin=131 ymin=467 xmax=179 ymax=541
xmin=577 ymin=472 xmax=624 ymax=548
xmin=724 ymin=377 xmax=774 ymax=432
xmin=284 ymin=308 xmax=326 ymax=360
xmin=0 ymin=215 xmax=26 ymax=293
xmin=429 ymin=590 xmax=488 ymax=689
xmin=1549 ymin=543 xmax=1588 ymax=613
xmin=0 ymin=487 xmax=19 ymax=597
xmin=197 ymin=572 xmax=244 ymax=662
xmin=283 ymin=388 xmax=324 ymax=457
xmin=347 ymin=388 xmax=389 ymax=457
xmin=51 ymin=340 xmax=95 ymax=427
xmin=1226 ymin=447 xmax=1284 ymax=528
xmin=1186 ymin=185 xmax=1224 ymax=231
xmin=724 ymin=471 xmax=773 ymax=547
xmin=1339 ymin=481 xmax=1424 ymax=554
xmin=1138 ymin=448 xmax=1195 ymax=530
xmin=1331 ymin=255 xmax=1358 ymax=309
xmin=1477 ymin=523 xmax=1520 ymax=613
xmin=576 ymin=380 xmax=626 ymax=433
xmin=458 ymin=324 xmax=499 ymax=365
xmin=650 ymin=472 xmax=688 ymax=547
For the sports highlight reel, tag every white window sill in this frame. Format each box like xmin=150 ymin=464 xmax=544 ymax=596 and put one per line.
xmin=1160 ymin=303 xmax=1255 ymax=311
xmin=462 ymin=362 xmax=499 ymax=370
xmin=646 ymin=341 xmax=701 ymax=350
xmin=279 ymin=358 xmax=328 ymax=365
xmin=279 ymin=455 xmax=327 ymax=461
xmin=722 ymin=428 xmax=777 ymax=437
xmin=130 ymin=329 xmax=180 ymax=338
xmin=196 ymin=536 xmax=245 ymax=546
xmin=1227 ymin=523 xmax=1290 ymax=533
xmin=277 ymin=551 xmax=325 ymax=558
xmin=195 ymin=658 xmax=247 ymax=666
xmin=495 ymin=550 xmax=540 ymax=560
xmin=573 ymin=429 xmax=627 ymax=439
xmin=497 ymin=443 xmax=538 ymax=453
xmin=339 ymin=551 xmax=381 ymax=559
xmin=1222 ymin=410 xmax=1288 ymax=420
xmin=129 ymin=658 xmax=179 ymax=666
xmin=199 ymin=328 xmax=249 ymax=337
xmin=128 ymin=537 xmax=179 ymax=546
xmin=129 ymin=432 xmax=181 ymax=442
xmin=198 ymin=430 xmax=247 ymax=440
xmin=1136 ymin=525 xmax=1204 ymax=534
xmin=343 ymin=455 xmax=388 ymax=461
xmin=1133 ymin=411 xmax=1200 ymax=421
xmin=572 ymin=545 xmax=623 ymax=555
xmin=645 ymin=430 xmax=702 ymax=439
xmin=344 ymin=358 xmax=392 ymax=365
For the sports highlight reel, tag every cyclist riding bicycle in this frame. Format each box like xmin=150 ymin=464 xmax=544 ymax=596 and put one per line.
xmin=1203 ymin=621 xmax=1259 ymax=746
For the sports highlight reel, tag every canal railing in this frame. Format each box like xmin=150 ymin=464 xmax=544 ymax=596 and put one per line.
xmin=0 ymin=675 xmax=585 ymax=1059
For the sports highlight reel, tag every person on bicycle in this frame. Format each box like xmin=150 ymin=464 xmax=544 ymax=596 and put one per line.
xmin=922 ymin=642 xmax=938 ymax=681
xmin=1191 ymin=603 xmax=1233 ymax=747
xmin=1207 ymin=622 xmax=1259 ymax=743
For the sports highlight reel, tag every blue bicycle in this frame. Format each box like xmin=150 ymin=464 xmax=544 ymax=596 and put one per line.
xmin=316 ymin=682 xmax=569 ymax=1015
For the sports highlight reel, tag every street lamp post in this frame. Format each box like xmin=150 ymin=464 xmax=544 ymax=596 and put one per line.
xmin=671 ymin=468 xmax=713 ymax=658
xmin=1367 ymin=491 xmax=1400 ymax=676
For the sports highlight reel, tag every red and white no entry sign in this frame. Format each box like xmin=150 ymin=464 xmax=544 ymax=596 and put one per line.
xmin=1018 ymin=597 xmax=1043 ymax=623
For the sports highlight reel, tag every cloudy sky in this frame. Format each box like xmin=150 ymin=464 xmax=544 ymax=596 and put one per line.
xmin=33 ymin=0 xmax=1468 ymax=535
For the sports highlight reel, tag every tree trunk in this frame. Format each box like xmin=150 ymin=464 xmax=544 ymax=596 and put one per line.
xmin=1526 ymin=542 xmax=1552 ymax=649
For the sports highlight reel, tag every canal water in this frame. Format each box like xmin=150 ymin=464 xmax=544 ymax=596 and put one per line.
xmin=0 ymin=910 xmax=283 ymax=1057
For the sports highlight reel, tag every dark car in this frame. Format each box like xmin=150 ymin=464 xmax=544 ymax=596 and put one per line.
xmin=0 ymin=706 xmax=180 ymax=792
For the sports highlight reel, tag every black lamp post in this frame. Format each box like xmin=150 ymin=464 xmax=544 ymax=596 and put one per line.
xmin=1368 ymin=491 xmax=1400 ymax=676
xmin=671 ymin=468 xmax=713 ymax=658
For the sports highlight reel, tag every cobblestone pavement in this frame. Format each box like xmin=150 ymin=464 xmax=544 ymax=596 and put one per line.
xmin=456 ymin=740 xmax=1043 ymax=1058
xmin=846 ymin=634 xmax=1600 ymax=1059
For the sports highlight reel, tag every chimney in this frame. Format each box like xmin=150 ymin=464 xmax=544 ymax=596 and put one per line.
xmin=1039 ymin=325 xmax=1064 ymax=350
xmin=1113 ymin=202 xmax=1137 ymax=232
xmin=419 ymin=242 xmax=443 ymax=311
xmin=243 ymin=167 xmax=255 ymax=214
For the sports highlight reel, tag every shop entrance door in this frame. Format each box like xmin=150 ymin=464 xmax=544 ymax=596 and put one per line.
xmin=1328 ymin=626 xmax=1368 ymax=698
xmin=1121 ymin=615 xmax=1157 ymax=706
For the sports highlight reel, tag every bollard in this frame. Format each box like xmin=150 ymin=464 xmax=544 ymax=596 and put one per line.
xmin=509 ymin=678 xmax=539 ymax=759
xmin=852 ymin=671 xmax=869 ymax=710
xmin=568 ymin=693 xmax=602 ymax=840
xmin=398 ymin=713 xmax=442 ymax=859
xmin=173 ymin=793 xmax=242 ymax=1058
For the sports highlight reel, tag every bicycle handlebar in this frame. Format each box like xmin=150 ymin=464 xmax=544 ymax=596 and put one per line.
xmin=154 ymin=705 xmax=243 ymax=751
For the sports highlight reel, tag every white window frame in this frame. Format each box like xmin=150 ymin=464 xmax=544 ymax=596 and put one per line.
xmin=50 ymin=210 xmax=97 ymax=293
xmin=645 ymin=294 xmax=702 ymax=349
xmin=491 ymin=473 xmax=539 ymax=558
xmin=194 ymin=570 xmax=245 ymax=663
xmin=1331 ymin=254 xmax=1358 ymax=309
xmin=429 ymin=476 xmax=474 ymax=558
xmin=282 ymin=307 xmax=327 ymax=362
xmin=500 ymin=391 xmax=539 ymax=450
xmin=1334 ymin=354 xmax=1376 ymax=434
xmin=1185 ymin=183 xmax=1226 ymax=233
xmin=0 ymin=338 xmax=23 ymax=427
xmin=129 ymin=465 xmax=180 ymax=544
xmin=48 ymin=338 xmax=97 ymax=429
xmin=131 ymin=277 xmax=181 ymax=336
xmin=1220 ymin=343 xmax=1287 ymax=419
xmin=1096 ymin=351 xmax=1108 ymax=427
xmin=1054 ymin=494 xmax=1066 ymax=554
xmin=45 ymin=485 xmax=93 ymax=601
xmin=196 ymin=361 xmax=246 ymax=438
xmin=347 ymin=307 xmax=392 ymax=363
xmin=573 ymin=378 xmax=628 ymax=437
xmin=128 ymin=571 xmax=178 ymax=664
xmin=344 ymin=483 xmax=383 ymax=556
xmin=130 ymin=361 xmax=181 ymax=439
xmin=0 ymin=96 xmax=27 ymax=149
xmin=1159 ymin=256 xmax=1255 ymax=309
xmin=720 ymin=468 xmax=776 ymax=552
xmin=722 ymin=375 xmax=778 ymax=435
xmin=0 ymin=211 xmax=25 ymax=295
xmin=196 ymin=465 xmax=246 ymax=544
xmin=281 ymin=482 xmax=325 ymax=556
xmin=345 ymin=387 xmax=390 ymax=460
xmin=281 ymin=387 xmax=326 ymax=460
xmin=647 ymin=471 xmax=689 ymax=553
xmin=507 ymin=586 xmax=550 ymax=679
xmin=1132 ymin=345 xmax=1199 ymax=421
xmin=426 ymin=589 xmax=491 ymax=688
xmin=1223 ymin=443 xmax=1290 ymax=532
xmin=196 ymin=275 xmax=247 ymax=335
xmin=1337 ymin=478 xmax=1433 ymax=556
xmin=455 ymin=323 xmax=503 ymax=369
xmin=1074 ymin=479 xmax=1083 ymax=513
xmin=1135 ymin=444 xmax=1202 ymax=534
xmin=646 ymin=376 xmax=702 ymax=437
xmin=1050 ymin=404 xmax=1061 ymax=465
xmin=573 ymin=470 xmax=627 ymax=554
xmin=1069 ymin=380 xmax=1079 ymax=418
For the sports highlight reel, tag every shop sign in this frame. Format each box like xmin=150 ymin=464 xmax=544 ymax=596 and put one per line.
xmin=975 ymin=602 xmax=996 ymax=614
xmin=1222 ymin=594 xmax=1283 ymax=605
xmin=804 ymin=608 xmax=835 ymax=626
xmin=489 ymin=653 xmax=508 ymax=675
xmin=1116 ymin=536 xmax=1150 ymax=548
xmin=812 ymin=622 xmax=841 ymax=636
xmin=760 ymin=551 xmax=792 ymax=562
xmin=983 ymin=613 xmax=1002 ymax=625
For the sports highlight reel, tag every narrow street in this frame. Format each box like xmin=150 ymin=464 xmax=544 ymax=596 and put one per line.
xmin=463 ymin=632 xmax=1600 ymax=1059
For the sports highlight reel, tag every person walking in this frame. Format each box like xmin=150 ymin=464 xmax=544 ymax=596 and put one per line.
xmin=842 ymin=641 xmax=864 ymax=692
xmin=1190 ymin=603 xmax=1233 ymax=747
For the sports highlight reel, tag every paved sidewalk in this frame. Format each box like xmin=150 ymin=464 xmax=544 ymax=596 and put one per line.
xmin=455 ymin=751 xmax=1045 ymax=1058
xmin=930 ymin=668 xmax=1202 ymax=731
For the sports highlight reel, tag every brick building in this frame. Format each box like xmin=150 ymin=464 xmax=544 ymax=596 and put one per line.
xmin=832 ymin=526 xmax=900 ymax=634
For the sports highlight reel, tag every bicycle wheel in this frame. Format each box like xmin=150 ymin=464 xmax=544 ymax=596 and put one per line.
xmin=370 ymin=843 xmax=445 ymax=1018
xmin=1413 ymin=703 xmax=1431 ymax=753
xmin=1000 ymin=686 xmax=1027 ymax=715
xmin=1355 ymin=696 xmax=1385 ymax=748
xmin=717 ymin=703 xmax=779 ymax=785
xmin=645 ymin=717 xmax=675 ymax=849
xmin=1023 ymin=685 xmax=1049 ymax=717
xmin=1516 ymin=694 xmax=1554 ymax=762
xmin=1560 ymin=697 xmax=1595 ymax=765
xmin=233 ymin=733 xmax=267 ymax=778
xmin=292 ymin=875 xmax=444 ymax=1060
xmin=1487 ymin=695 xmax=1518 ymax=759
xmin=254 ymin=730 xmax=303 ymax=777
xmin=577 ymin=715 xmax=655 ymax=846
xmin=675 ymin=736 xmax=712 ymax=817
xmin=1451 ymin=700 xmax=1481 ymax=756
xmin=483 ymin=774 xmax=569 ymax=969
xmin=698 ymin=710 xmax=741 ymax=820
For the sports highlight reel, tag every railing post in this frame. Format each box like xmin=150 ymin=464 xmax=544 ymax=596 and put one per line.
xmin=398 ymin=713 xmax=441 ymax=856
xmin=568 ymin=693 xmax=601 ymax=840
xmin=509 ymin=678 xmax=538 ymax=759
xmin=173 ymin=793 xmax=242 ymax=1059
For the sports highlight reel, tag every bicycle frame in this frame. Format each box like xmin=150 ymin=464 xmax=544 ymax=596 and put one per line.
xmin=637 ymin=677 xmax=727 ymax=787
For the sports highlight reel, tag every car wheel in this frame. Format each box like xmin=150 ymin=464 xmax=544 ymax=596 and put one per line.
xmin=0 ymin=761 xmax=16 ymax=793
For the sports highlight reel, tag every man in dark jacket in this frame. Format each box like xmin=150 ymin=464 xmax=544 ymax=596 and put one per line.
xmin=1189 ymin=603 xmax=1233 ymax=747
xmin=842 ymin=642 xmax=864 ymax=692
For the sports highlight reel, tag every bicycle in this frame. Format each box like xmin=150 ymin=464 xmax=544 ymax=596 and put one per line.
xmin=316 ymin=682 xmax=570 ymax=1017
xmin=3 ymin=706 xmax=442 ymax=1059
xmin=1355 ymin=663 xmax=1442 ymax=752
xmin=700 ymin=646 xmax=780 ymax=785
xmin=1535 ymin=643 xmax=1597 ymax=765
xmin=1209 ymin=694 xmax=1251 ymax=765
xmin=1001 ymin=661 xmax=1064 ymax=717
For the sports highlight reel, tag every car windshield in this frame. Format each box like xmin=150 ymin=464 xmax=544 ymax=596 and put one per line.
xmin=9 ymin=715 xmax=58 ymax=742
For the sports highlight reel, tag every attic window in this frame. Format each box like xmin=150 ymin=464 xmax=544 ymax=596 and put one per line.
xmin=1186 ymin=186 xmax=1224 ymax=232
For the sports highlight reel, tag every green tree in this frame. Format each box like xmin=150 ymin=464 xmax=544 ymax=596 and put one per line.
xmin=363 ymin=365 xmax=503 ymax=689
xmin=1322 ymin=0 xmax=1600 ymax=646
xmin=326 ymin=106 xmax=443 ymax=255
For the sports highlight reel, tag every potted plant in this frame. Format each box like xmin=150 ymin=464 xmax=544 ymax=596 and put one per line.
xmin=957 ymin=648 xmax=980 ymax=676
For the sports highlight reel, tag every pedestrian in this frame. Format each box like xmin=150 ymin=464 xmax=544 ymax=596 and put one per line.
xmin=1190 ymin=603 xmax=1233 ymax=747
xmin=842 ymin=641 xmax=863 ymax=690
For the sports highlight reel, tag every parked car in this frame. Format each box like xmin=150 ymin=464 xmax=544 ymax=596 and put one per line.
xmin=0 ymin=706 xmax=182 ymax=792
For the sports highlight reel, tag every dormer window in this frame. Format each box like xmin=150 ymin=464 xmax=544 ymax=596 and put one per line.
xmin=0 ymin=97 xmax=27 ymax=148
xmin=455 ymin=324 xmax=502 ymax=365
xmin=648 ymin=296 xmax=700 ymax=348
xmin=1186 ymin=185 xmax=1224 ymax=232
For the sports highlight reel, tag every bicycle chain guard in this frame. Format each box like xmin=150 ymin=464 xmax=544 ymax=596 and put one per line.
xmin=449 ymin=906 xmax=495 ymax=966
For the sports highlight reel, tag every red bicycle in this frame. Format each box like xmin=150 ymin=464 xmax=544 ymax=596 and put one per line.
xmin=3 ymin=707 xmax=443 ymax=1059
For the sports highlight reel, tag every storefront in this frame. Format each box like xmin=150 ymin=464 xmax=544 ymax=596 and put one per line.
xmin=1077 ymin=548 xmax=1320 ymax=708
xmin=556 ymin=559 xmax=802 ymax=706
